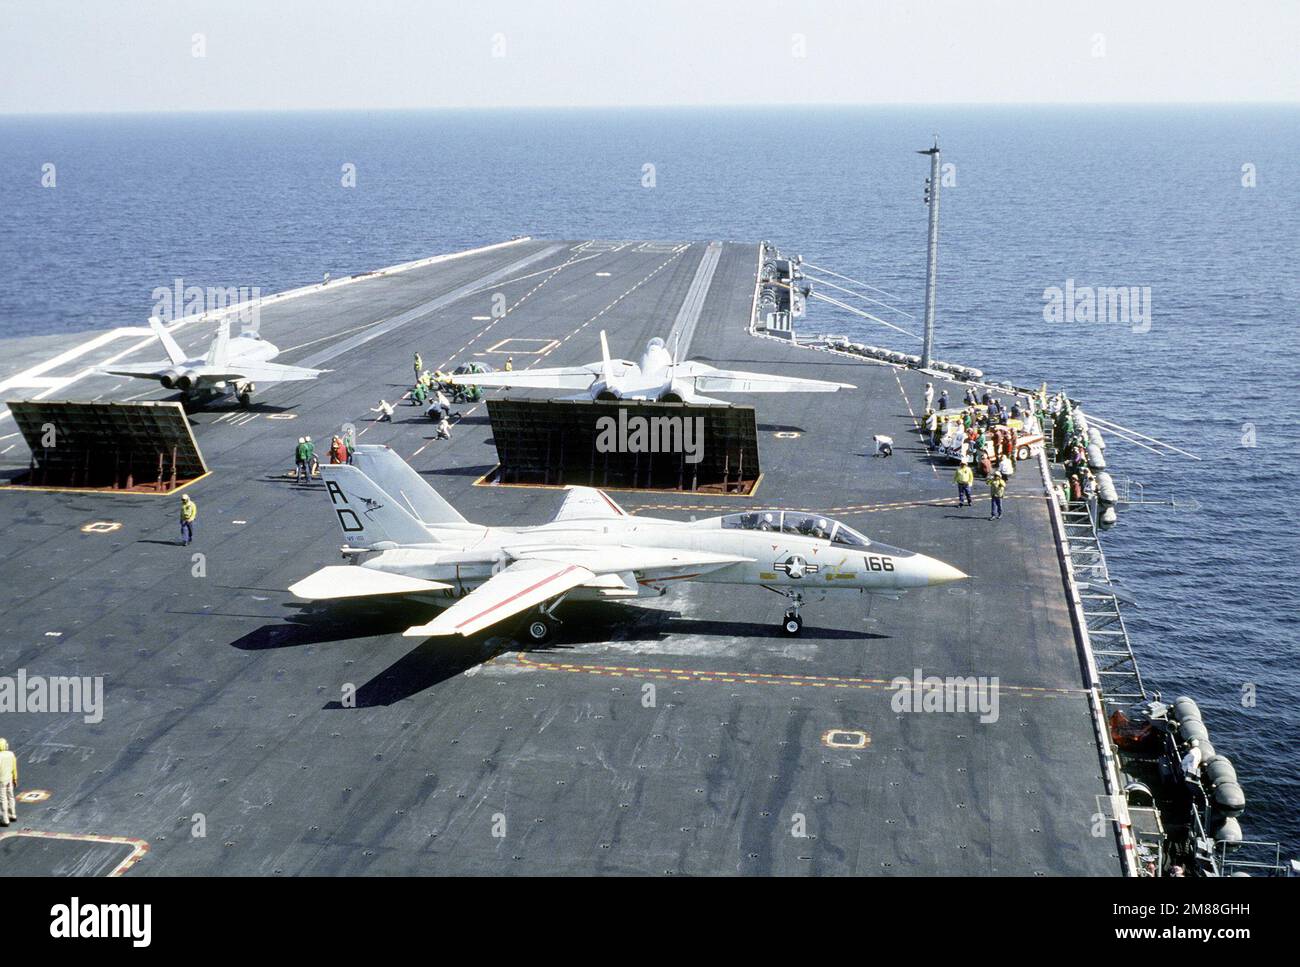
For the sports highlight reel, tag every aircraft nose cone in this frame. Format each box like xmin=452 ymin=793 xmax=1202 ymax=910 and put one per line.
xmin=923 ymin=556 xmax=969 ymax=586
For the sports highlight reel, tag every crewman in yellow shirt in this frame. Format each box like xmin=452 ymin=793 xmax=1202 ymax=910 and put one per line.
xmin=954 ymin=463 xmax=974 ymax=508
xmin=0 ymin=738 xmax=18 ymax=826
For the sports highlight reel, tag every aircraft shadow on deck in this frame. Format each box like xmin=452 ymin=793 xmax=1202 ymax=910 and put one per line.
xmin=422 ymin=464 xmax=495 ymax=478
xmin=232 ymin=600 xmax=437 ymax=652
xmin=198 ymin=401 xmax=294 ymax=415
xmin=231 ymin=598 xmax=888 ymax=706
xmin=324 ymin=635 xmax=500 ymax=707
xmin=161 ymin=393 xmax=294 ymax=416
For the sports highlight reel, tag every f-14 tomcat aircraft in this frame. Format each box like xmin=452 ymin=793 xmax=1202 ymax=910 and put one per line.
xmin=443 ymin=330 xmax=854 ymax=404
xmin=290 ymin=446 xmax=965 ymax=640
xmin=101 ymin=317 xmax=324 ymax=406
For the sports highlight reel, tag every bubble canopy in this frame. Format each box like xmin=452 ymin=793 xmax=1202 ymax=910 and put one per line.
xmin=717 ymin=511 xmax=871 ymax=546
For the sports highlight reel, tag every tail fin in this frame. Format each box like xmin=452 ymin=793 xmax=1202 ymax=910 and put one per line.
xmin=349 ymin=445 xmax=467 ymax=525
xmin=205 ymin=320 xmax=231 ymax=367
xmin=599 ymin=330 xmax=614 ymax=385
xmin=319 ymin=465 xmax=433 ymax=548
xmin=148 ymin=316 xmax=188 ymax=366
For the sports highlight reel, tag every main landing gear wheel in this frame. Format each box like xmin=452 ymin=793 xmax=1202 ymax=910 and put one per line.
xmin=524 ymin=616 xmax=555 ymax=644
xmin=782 ymin=611 xmax=803 ymax=636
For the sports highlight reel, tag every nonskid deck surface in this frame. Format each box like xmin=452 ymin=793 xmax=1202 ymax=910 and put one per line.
xmin=0 ymin=239 xmax=1120 ymax=875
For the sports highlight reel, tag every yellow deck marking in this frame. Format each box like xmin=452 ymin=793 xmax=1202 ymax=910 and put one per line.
xmin=3 ymin=471 xmax=211 ymax=499
xmin=509 ymin=653 xmax=1082 ymax=699
xmin=0 ymin=830 xmax=149 ymax=876
xmin=484 ymin=337 xmax=560 ymax=355
xmin=621 ymin=492 xmax=1038 ymax=516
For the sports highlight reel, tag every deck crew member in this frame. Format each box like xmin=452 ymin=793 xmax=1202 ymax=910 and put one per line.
xmin=988 ymin=473 xmax=1006 ymax=520
xmin=329 ymin=435 xmax=347 ymax=465
xmin=937 ymin=390 xmax=948 ymax=411
xmin=436 ymin=416 xmax=453 ymax=440
xmin=0 ymin=738 xmax=16 ymax=826
xmin=413 ymin=352 xmax=423 ymax=379
xmin=304 ymin=436 xmax=319 ymax=477
xmin=293 ymin=437 xmax=310 ymax=481
xmin=370 ymin=400 xmax=394 ymax=422
xmin=923 ymin=382 xmax=933 ymax=411
xmin=505 ymin=357 xmax=513 ymax=372
xmin=873 ymin=434 xmax=893 ymax=458
xmin=179 ymin=495 xmax=197 ymax=545
xmin=954 ymin=463 xmax=974 ymax=508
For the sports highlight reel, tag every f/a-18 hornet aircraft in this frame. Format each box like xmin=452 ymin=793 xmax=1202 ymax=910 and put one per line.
xmin=442 ymin=330 xmax=854 ymax=404
xmin=102 ymin=317 xmax=324 ymax=406
xmin=290 ymin=446 xmax=966 ymax=639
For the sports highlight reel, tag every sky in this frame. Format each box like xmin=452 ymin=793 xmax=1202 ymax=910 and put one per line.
xmin=2 ymin=0 xmax=1297 ymax=114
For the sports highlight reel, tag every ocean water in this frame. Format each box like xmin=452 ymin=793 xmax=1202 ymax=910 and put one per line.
xmin=1 ymin=107 xmax=1296 ymax=858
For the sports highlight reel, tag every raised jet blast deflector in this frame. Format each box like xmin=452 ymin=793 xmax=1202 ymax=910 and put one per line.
xmin=484 ymin=398 xmax=761 ymax=494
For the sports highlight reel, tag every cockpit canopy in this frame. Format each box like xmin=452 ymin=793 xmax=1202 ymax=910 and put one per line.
xmin=719 ymin=511 xmax=871 ymax=547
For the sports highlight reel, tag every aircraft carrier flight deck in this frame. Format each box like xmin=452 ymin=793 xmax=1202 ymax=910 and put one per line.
xmin=0 ymin=238 xmax=1123 ymax=876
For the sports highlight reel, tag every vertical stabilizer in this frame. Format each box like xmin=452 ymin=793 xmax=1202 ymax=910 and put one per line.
xmin=319 ymin=465 xmax=434 ymax=548
xmin=350 ymin=445 xmax=468 ymax=525
xmin=599 ymin=330 xmax=615 ymax=385
xmin=205 ymin=320 xmax=231 ymax=367
xmin=148 ymin=316 xmax=188 ymax=366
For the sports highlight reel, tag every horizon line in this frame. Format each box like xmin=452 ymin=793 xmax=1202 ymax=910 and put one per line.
xmin=2 ymin=99 xmax=1298 ymax=119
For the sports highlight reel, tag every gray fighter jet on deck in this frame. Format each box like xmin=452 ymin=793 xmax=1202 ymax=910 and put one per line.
xmin=102 ymin=317 xmax=324 ymax=406
xmin=443 ymin=330 xmax=854 ymax=404
xmin=289 ymin=446 xmax=965 ymax=640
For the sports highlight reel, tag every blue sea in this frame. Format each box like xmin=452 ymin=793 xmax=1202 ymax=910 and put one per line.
xmin=1 ymin=107 xmax=1297 ymax=858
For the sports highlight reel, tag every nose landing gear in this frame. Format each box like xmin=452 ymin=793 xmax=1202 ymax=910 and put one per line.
xmin=773 ymin=589 xmax=805 ymax=636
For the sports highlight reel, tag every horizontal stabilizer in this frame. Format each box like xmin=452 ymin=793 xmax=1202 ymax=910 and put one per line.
xmin=215 ymin=360 xmax=323 ymax=382
xmin=100 ymin=362 xmax=172 ymax=380
xmin=289 ymin=565 xmax=452 ymax=601
xmin=685 ymin=364 xmax=855 ymax=394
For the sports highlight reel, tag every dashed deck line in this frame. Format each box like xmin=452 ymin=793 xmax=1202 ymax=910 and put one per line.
xmin=623 ymin=493 xmax=1041 ymax=516
xmin=508 ymin=652 xmax=1082 ymax=699
xmin=893 ymin=369 xmax=940 ymax=477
